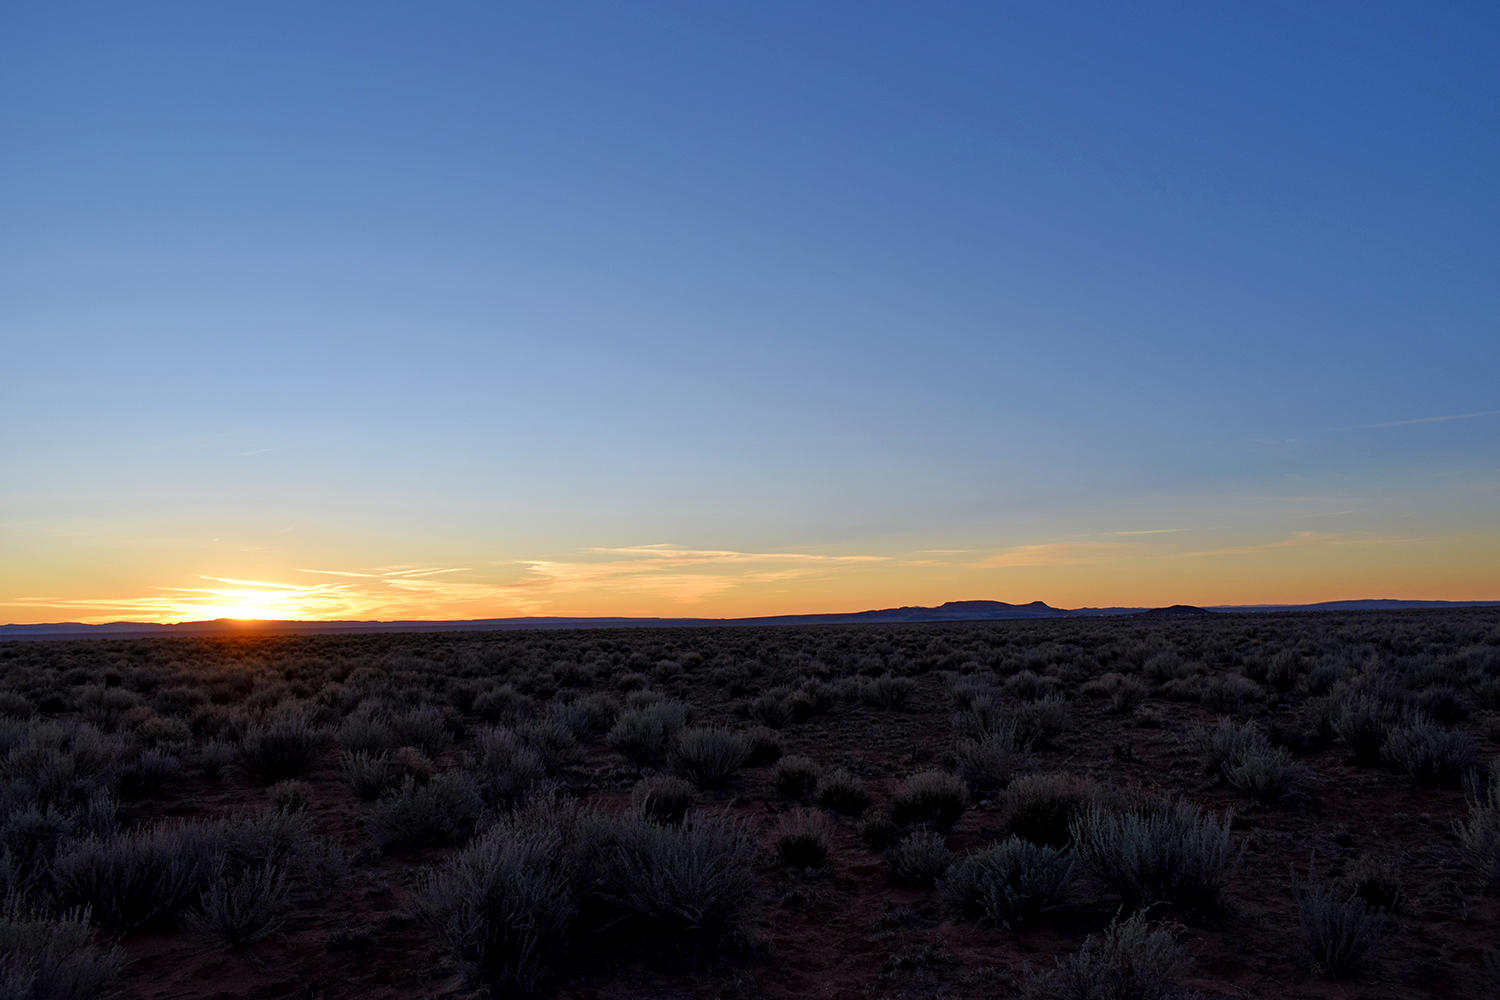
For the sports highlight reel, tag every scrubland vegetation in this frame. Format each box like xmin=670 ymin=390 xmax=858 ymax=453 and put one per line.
xmin=1 ymin=608 xmax=1498 ymax=999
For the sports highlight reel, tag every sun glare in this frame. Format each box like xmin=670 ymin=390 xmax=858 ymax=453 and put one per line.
xmin=189 ymin=591 xmax=293 ymax=621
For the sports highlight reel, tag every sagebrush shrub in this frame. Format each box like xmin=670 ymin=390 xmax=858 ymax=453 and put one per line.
xmin=337 ymin=707 xmax=399 ymax=755
xmin=1 ymin=721 xmax=126 ymax=814
xmin=775 ymin=808 xmax=830 ymax=868
xmin=859 ymin=675 xmax=917 ymax=710
xmin=514 ymin=719 xmax=584 ymax=772
xmin=548 ymin=692 xmax=618 ymax=737
xmin=1005 ymin=772 xmax=1099 ymax=848
xmin=1008 ymin=696 xmax=1071 ymax=750
xmin=1455 ymin=765 xmax=1500 ymax=891
xmin=1023 ymin=913 xmax=1190 ymax=1000
xmin=418 ymin=815 xmax=575 ymax=997
xmin=219 ymin=808 xmax=325 ymax=883
xmin=1194 ymin=718 xmax=1307 ymax=804
xmin=887 ymin=830 xmax=954 ymax=887
xmin=367 ymin=773 xmax=483 ymax=853
xmin=606 ymin=703 xmax=689 ymax=766
xmin=472 ymin=685 xmax=533 ymax=725
xmin=1294 ymin=879 xmax=1389 ymax=978
xmin=816 ymin=768 xmax=872 ymax=817
xmin=774 ymin=755 xmax=821 ymax=800
xmin=955 ymin=730 xmax=1031 ymax=796
xmin=132 ymin=714 xmax=190 ymax=750
xmin=748 ymin=690 xmax=793 ymax=728
xmin=342 ymin=750 xmax=396 ymax=801
xmin=472 ymin=728 xmax=548 ymax=807
xmin=390 ymin=705 xmax=452 ymax=755
xmin=0 ymin=692 xmax=35 ymax=719
xmin=0 ymin=902 xmax=122 ymax=1000
xmin=890 ymin=771 xmax=967 ymax=829
xmin=53 ymin=821 xmax=223 ymax=934
xmin=1225 ymin=744 xmax=1307 ymax=804
xmin=859 ymin=814 xmax=899 ymax=852
xmin=940 ymin=836 xmax=1075 ymax=929
xmin=391 ymin=745 xmax=436 ymax=783
xmin=1332 ymin=695 xmax=1392 ymax=765
xmin=601 ymin=812 xmax=759 ymax=950
xmin=632 ymin=775 xmax=696 ymax=825
xmin=951 ymin=695 xmax=1009 ymax=742
xmin=1380 ymin=716 xmax=1477 ymax=788
xmin=1071 ymin=799 xmax=1239 ymax=913
xmin=1339 ymin=854 xmax=1404 ymax=914
xmin=188 ymin=860 xmax=289 ymax=947
xmin=267 ymin=780 xmax=311 ymax=813
xmin=239 ymin=712 xmax=322 ymax=783
xmin=198 ymin=739 xmax=237 ymax=780
xmin=674 ymin=727 xmax=750 ymax=788
xmin=1199 ymin=673 xmax=1263 ymax=715
xmin=118 ymin=748 xmax=181 ymax=798
xmin=744 ymin=726 xmax=783 ymax=766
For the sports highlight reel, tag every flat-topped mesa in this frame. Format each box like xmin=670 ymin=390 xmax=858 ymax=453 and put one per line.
xmin=1133 ymin=604 xmax=1215 ymax=618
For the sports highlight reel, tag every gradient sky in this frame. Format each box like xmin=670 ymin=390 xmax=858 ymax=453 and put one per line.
xmin=3 ymin=1 xmax=1498 ymax=623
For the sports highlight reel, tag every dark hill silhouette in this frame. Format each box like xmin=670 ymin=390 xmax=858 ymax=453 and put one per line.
xmin=1133 ymin=604 xmax=1216 ymax=618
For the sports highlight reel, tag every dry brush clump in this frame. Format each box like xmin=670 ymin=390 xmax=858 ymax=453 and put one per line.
xmin=1292 ymin=870 xmax=1392 ymax=978
xmin=632 ymin=774 xmax=697 ymax=825
xmin=887 ymin=830 xmax=955 ymax=887
xmin=366 ymin=772 xmax=484 ymax=853
xmin=954 ymin=721 xmax=1033 ymax=796
xmin=890 ymin=771 xmax=968 ymax=830
xmin=1455 ymin=764 xmax=1500 ymax=891
xmin=1005 ymin=772 xmax=1104 ymax=848
xmin=673 ymin=726 xmax=750 ymax=788
xmin=775 ymin=808 xmax=831 ymax=869
xmin=1070 ymin=799 xmax=1240 ymax=914
xmin=774 ymin=755 xmax=821 ymax=800
xmin=816 ymin=768 xmax=873 ymax=817
xmin=939 ymin=836 xmax=1075 ymax=929
xmin=1021 ymin=913 xmax=1196 ymax=1000
xmin=1192 ymin=718 xmax=1309 ymax=804
xmin=419 ymin=800 xmax=760 ymax=996
xmin=607 ymin=702 xmax=690 ymax=766
xmin=0 ymin=900 xmax=122 ymax=1000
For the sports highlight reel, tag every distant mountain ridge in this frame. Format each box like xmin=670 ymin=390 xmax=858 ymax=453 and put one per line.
xmin=3 ymin=598 xmax=1497 ymax=641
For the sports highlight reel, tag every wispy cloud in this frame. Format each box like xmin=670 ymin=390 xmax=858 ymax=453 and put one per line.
xmin=1106 ymin=528 xmax=1185 ymax=536
xmin=587 ymin=544 xmax=887 ymax=565
xmin=1182 ymin=531 xmax=1411 ymax=558
xmin=978 ymin=541 xmax=1136 ymax=568
xmin=297 ymin=568 xmax=379 ymax=578
xmin=1340 ymin=409 xmax=1500 ymax=431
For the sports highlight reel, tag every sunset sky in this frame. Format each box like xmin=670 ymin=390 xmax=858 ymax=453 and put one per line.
xmin=4 ymin=2 xmax=1498 ymax=624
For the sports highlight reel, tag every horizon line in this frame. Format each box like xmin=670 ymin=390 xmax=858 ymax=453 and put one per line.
xmin=7 ymin=595 xmax=1500 ymax=631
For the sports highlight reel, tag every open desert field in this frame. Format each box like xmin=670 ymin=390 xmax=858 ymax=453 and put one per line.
xmin=4 ymin=608 xmax=1499 ymax=999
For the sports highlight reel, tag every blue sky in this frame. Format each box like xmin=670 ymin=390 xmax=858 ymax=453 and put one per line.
xmin=3 ymin=2 xmax=1497 ymax=621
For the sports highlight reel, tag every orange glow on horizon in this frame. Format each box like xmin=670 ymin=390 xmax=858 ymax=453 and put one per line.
xmin=3 ymin=529 xmax=1498 ymax=625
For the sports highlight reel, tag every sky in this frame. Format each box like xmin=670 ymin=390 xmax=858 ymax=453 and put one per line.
xmin=3 ymin=1 xmax=1498 ymax=623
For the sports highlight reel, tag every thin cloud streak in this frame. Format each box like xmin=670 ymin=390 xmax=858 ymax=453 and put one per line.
xmin=1340 ymin=409 xmax=1500 ymax=431
xmin=1181 ymin=531 xmax=1413 ymax=558
xmin=979 ymin=541 xmax=1137 ymax=568
xmin=588 ymin=545 xmax=888 ymax=564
